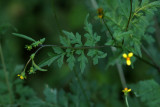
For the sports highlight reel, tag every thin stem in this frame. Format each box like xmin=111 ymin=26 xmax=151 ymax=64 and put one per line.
xmin=37 ymin=44 xmax=160 ymax=71
xmin=73 ymin=70 xmax=91 ymax=107
xmin=141 ymin=46 xmax=160 ymax=70
xmin=123 ymin=0 xmax=132 ymax=45
xmin=39 ymin=44 xmax=120 ymax=50
xmin=134 ymin=55 xmax=160 ymax=71
xmin=22 ymin=58 xmax=31 ymax=73
xmin=0 ymin=44 xmax=13 ymax=104
xmin=116 ymin=63 xmax=127 ymax=88
xmin=102 ymin=18 xmax=114 ymax=40
xmin=125 ymin=96 xmax=130 ymax=107
xmin=126 ymin=0 xmax=132 ymax=31
xmin=111 ymin=47 xmax=127 ymax=88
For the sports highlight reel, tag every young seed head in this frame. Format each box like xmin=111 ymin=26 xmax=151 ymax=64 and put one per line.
xmin=97 ymin=8 xmax=104 ymax=19
xmin=25 ymin=45 xmax=32 ymax=51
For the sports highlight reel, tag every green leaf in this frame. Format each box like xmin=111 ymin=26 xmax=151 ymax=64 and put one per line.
xmin=32 ymin=60 xmax=47 ymax=71
xmin=105 ymin=39 xmax=115 ymax=45
xmin=84 ymin=14 xmax=92 ymax=34
xmin=75 ymin=33 xmax=82 ymax=46
xmin=53 ymin=47 xmax=64 ymax=54
xmin=44 ymin=85 xmax=57 ymax=104
xmin=84 ymin=33 xmax=93 ymax=46
xmin=57 ymin=53 xmax=65 ymax=68
xmin=87 ymin=49 xmax=97 ymax=57
xmin=93 ymin=56 xmax=98 ymax=65
xmin=130 ymin=79 xmax=160 ymax=107
xmin=60 ymin=36 xmax=70 ymax=47
xmin=47 ymin=55 xmax=61 ymax=66
xmin=105 ymin=52 xmax=122 ymax=70
xmin=63 ymin=30 xmax=75 ymax=41
xmin=98 ymin=51 xmax=107 ymax=58
xmin=87 ymin=50 xmax=107 ymax=65
xmin=67 ymin=54 xmax=75 ymax=70
xmin=78 ymin=51 xmax=88 ymax=73
xmin=39 ymin=38 xmax=45 ymax=44
xmin=58 ymin=90 xmax=68 ymax=107
xmin=12 ymin=33 xmax=36 ymax=42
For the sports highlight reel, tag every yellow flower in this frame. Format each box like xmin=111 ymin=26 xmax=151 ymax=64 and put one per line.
xmin=123 ymin=52 xmax=133 ymax=66
xmin=122 ymin=88 xmax=131 ymax=95
xmin=17 ymin=74 xmax=25 ymax=80
xmin=97 ymin=8 xmax=104 ymax=19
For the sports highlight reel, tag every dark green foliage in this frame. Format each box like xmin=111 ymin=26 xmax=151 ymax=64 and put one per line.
xmin=34 ymin=15 xmax=107 ymax=73
xmin=1 ymin=0 xmax=160 ymax=107
xmin=130 ymin=80 xmax=160 ymax=107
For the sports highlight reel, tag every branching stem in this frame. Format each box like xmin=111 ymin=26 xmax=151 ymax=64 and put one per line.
xmin=126 ymin=0 xmax=132 ymax=31
xmin=102 ymin=18 xmax=115 ymax=40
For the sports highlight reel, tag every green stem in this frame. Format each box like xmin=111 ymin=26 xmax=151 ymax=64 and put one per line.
xmin=0 ymin=44 xmax=13 ymax=104
xmin=126 ymin=0 xmax=132 ymax=31
xmin=141 ymin=46 xmax=160 ymax=70
xmin=38 ymin=44 xmax=159 ymax=71
xmin=134 ymin=55 xmax=159 ymax=70
xmin=123 ymin=0 xmax=132 ymax=45
xmin=40 ymin=44 xmax=114 ymax=50
xmin=73 ymin=70 xmax=91 ymax=107
xmin=125 ymin=96 xmax=129 ymax=107
xmin=102 ymin=18 xmax=114 ymax=40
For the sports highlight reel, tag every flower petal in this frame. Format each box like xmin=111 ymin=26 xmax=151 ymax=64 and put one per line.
xmin=123 ymin=53 xmax=127 ymax=58
xmin=128 ymin=89 xmax=131 ymax=92
xmin=20 ymin=76 xmax=24 ymax=79
xmin=126 ymin=60 xmax=131 ymax=66
xmin=128 ymin=52 xmax=133 ymax=57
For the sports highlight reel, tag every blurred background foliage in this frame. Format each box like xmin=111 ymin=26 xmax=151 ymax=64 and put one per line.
xmin=0 ymin=0 xmax=160 ymax=107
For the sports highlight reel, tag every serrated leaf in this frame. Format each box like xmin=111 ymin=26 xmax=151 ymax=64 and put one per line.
xmin=44 ymin=85 xmax=57 ymax=104
xmin=57 ymin=53 xmax=65 ymax=68
xmin=53 ymin=47 xmax=64 ymax=54
xmin=60 ymin=36 xmax=70 ymax=47
xmin=130 ymin=80 xmax=160 ymax=107
xmin=84 ymin=33 xmax=93 ymax=46
xmin=87 ymin=49 xmax=96 ymax=57
xmin=78 ymin=51 xmax=88 ymax=73
xmin=93 ymin=33 xmax=101 ymax=42
xmin=98 ymin=51 xmax=107 ymax=58
xmin=63 ymin=30 xmax=75 ymax=40
xmin=67 ymin=54 xmax=75 ymax=70
xmin=47 ymin=55 xmax=61 ymax=66
xmin=105 ymin=39 xmax=115 ymax=45
xmin=84 ymin=14 xmax=92 ymax=34
xmin=93 ymin=55 xmax=98 ymax=65
xmin=58 ymin=90 xmax=68 ymax=107
xmin=12 ymin=33 xmax=36 ymax=42
xmin=134 ymin=42 xmax=142 ymax=57
xmin=75 ymin=33 xmax=82 ymax=45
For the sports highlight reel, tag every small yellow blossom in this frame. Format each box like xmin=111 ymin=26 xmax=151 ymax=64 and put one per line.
xmin=123 ymin=52 xmax=133 ymax=66
xmin=122 ymin=88 xmax=131 ymax=95
xmin=97 ymin=8 xmax=104 ymax=19
xmin=17 ymin=74 xmax=25 ymax=80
